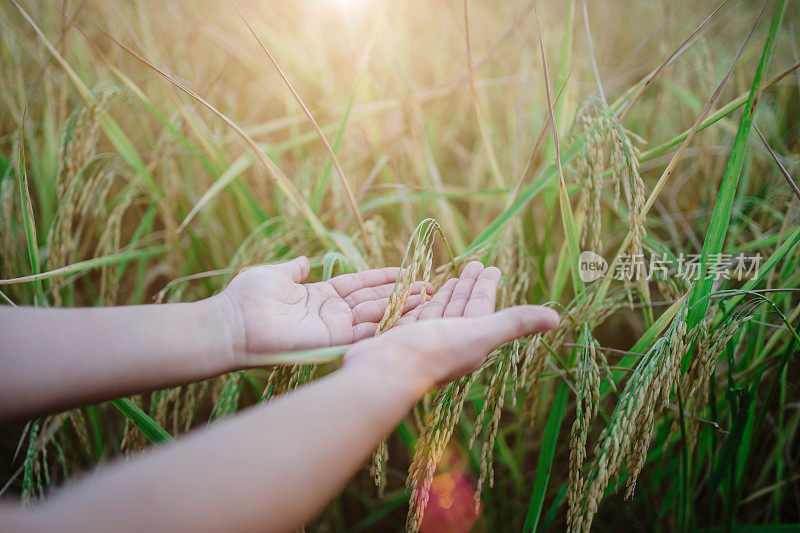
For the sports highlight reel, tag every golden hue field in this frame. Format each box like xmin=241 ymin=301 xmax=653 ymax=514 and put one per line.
xmin=1 ymin=0 xmax=799 ymax=530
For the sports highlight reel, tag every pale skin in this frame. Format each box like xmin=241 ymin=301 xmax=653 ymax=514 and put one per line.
xmin=0 ymin=258 xmax=559 ymax=532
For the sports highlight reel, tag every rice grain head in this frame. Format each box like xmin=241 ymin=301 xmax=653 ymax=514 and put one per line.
xmin=406 ymin=374 xmax=476 ymax=533
xmin=573 ymin=100 xmax=646 ymax=258
xmin=469 ymin=342 xmax=521 ymax=512
xmin=569 ymin=300 xmax=689 ymax=532
xmin=567 ymin=325 xmax=601 ymax=529
xmin=372 ymin=218 xmax=444 ymax=489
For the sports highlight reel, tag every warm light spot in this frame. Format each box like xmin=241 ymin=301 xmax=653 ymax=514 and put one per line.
xmin=439 ymin=492 xmax=455 ymax=510
xmin=433 ymin=472 xmax=457 ymax=493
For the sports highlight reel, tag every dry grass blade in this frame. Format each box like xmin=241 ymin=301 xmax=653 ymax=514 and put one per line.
xmin=580 ymin=0 xmax=605 ymax=102
xmin=536 ymin=10 xmax=582 ymax=292
xmin=619 ymin=0 xmax=728 ymax=120
xmin=507 ymin=74 xmax=570 ymax=208
xmin=754 ymin=123 xmax=800 ymax=200
xmin=16 ymin=96 xmax=44 ymax=306
xmin=233 ymin=2 xmax=368 ymax=243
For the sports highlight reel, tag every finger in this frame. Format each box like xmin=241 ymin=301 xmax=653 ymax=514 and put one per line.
xmin=276 ymin=256 xmax=310 ymax=283
xmin=418 ymin=278 xmax=459 ymax=321
xmin=329 ymin=267 xmax=402 ymax=297
xmin=443 ymin=261 xmax=484 ymax=318
xmin=352 ymin=294 xmax=425 ymax=324
xmin=463 ymin=266 xmax=502 ymax=318
xmin=475 ymin=306 xmax=560 ymax=348
xmin=344 ymin=280 xmax=433 ymax=306
xmin=353 ymin=322 xmax=378 ymax=341
xmin=395 ymin=304 xmax=423 ymax=326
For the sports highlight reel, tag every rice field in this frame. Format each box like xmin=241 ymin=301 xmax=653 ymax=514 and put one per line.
xmin=1 ymin=0 xmax=799 ymax=530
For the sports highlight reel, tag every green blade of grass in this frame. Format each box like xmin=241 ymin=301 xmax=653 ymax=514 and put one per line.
xmin=0 ymin=246 xmax=165 ymax=285
xmin=209 ymin=373 xmax=243 ymax=421
xmin=523 ymin=13 xmax=582 ymax=296
xmin=686 ymin=0 xmax=786 ymax=328
xmin=249 ymin=345 xmax=349 ymax=367
xmin=17 ymin=102 xmax=45 ymax=305
xmin=111 ymin=398 xmax=173 ymax=444
xmin=708 ymin=367 xmax=761 ymax=494
xmin=311 ymin=86 xmax=357 ymax=213
xmin=720 ymin=226 xmax=800 ymax=316
xmin=464 ymin=0 xmax=506 ymax=188
xmin=542 ymin=0 xmax=574 ymax=207
xmin=523 ymin=380 xmax=569 ymax=532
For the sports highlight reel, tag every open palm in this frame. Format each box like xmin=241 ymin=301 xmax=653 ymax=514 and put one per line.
xmin=221 ymin=257 xmax=430 ymax=359
xmin=344 ymin=261 xmax=560 ymax=388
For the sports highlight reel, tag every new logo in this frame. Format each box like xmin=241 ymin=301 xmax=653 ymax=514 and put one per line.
xmin=579 ymin=250 xmax=608 ymax=283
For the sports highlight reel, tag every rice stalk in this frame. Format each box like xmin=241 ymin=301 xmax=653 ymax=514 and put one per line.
xmin=573 ymin=99 xmax=645 ymax=258
xmin=371 ymin=218 xmax=450 ymax=490
xmin=669 ymin=306 xmax=757 ymax=450
xmin=566 ymin=324 xmax=615 ymax=529
xmin=67 ymin=410 xmax=92 ymax=458
xmin=568 ymin=299 xmax=693 ymax=532
xmin=469 ymin=341 xmax=521 ymax=511
xmin=21 ymin=414 xmax=68 ymax=505
xmin=209 ymin=373 xmax=243 ymax=422
xmin=405 ymin=374 xmax=477 ymax=533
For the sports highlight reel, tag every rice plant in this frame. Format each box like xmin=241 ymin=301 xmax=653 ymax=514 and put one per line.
xmin=1 ymin=0 xmax=799 ymax=530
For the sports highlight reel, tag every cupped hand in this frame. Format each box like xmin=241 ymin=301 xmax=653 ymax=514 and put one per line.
xmin=342 ymin=261 xmax=560 ymax=392
xmin=217 ymin=257 xmax=431 ymax=362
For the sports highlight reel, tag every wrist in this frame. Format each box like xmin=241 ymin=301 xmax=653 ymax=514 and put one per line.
xmin=341 ymin=341 xmax=434 ymax=404
xmin=199 ymin=293 xmax=246 ymax=372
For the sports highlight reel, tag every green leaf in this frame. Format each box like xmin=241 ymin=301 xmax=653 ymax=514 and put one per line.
xmin=524 ymin=381 xmax=569 ymax=532
xmin=0 ymin=246 xmax=166 ymax=286
xmin=111 ymin=398 xmax=173 ymax=444
xmin=16 ymin=122 xmax=45 ymax=305
xmin=687 ymin=0 xmax=786 ymax=328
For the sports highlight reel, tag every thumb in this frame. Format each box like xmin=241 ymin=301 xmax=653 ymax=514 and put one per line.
xmin=476 ymin=305 xmax=559 ymax=347
xmin=277 ymin=256 xmax=310 ymax=283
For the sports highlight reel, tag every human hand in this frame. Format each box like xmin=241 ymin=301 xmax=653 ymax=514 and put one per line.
xmin=216 ymin=257 xmax=431 ymax=364
xmin=342 ymin=261 xmax=559 ymax=393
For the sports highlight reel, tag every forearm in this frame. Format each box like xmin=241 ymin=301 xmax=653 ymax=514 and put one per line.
xmin=0 ymin=296 xmax=238 ymax=422
xmin=27 ymin=362 xmax=426 ymax=533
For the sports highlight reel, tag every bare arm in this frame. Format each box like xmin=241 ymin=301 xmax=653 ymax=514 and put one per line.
xmin=1 ymin=261 xmax=559 ymax=533
xmin=0 ymin=297 xmax=237 ymax=422
xmin=0 ymin=257 xmax=430 ymax=423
